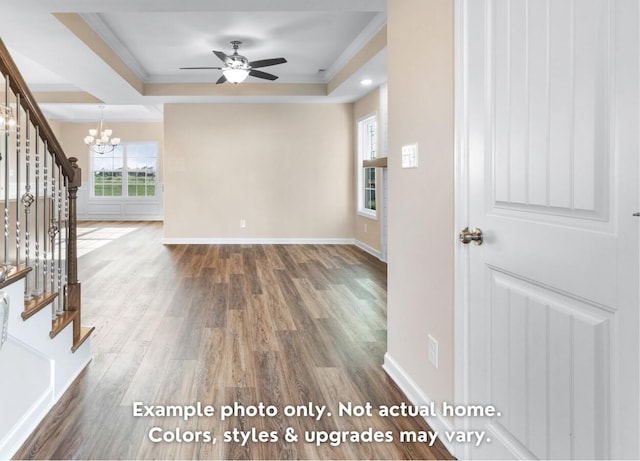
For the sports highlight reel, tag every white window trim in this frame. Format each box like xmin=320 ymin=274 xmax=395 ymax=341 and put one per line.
xmin=357 ymin=113 xmax=378 ymax=220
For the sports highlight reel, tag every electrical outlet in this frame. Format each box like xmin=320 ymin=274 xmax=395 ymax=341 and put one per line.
xmin=364 ymin=223 xmax=368 ymax=233
xmin=428 ymin=334 xmax=438 ymax=368
xmin=240 ymin=219 xmax=246 ymax=228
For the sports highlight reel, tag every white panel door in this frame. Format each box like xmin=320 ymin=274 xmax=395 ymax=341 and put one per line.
xmin=456 ymin=0 xmax=639 ymax=459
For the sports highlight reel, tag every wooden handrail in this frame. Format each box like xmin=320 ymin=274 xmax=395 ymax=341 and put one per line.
xmin=0 ymin=38 xmax=74 ymax=180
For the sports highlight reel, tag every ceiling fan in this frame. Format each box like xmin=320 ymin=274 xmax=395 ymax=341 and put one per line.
xmin=180 ymin=40 xmax=287 ymax=84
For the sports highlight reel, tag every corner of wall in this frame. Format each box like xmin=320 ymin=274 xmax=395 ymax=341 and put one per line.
xmin=386 ymin=0 xmax=456 ymax=418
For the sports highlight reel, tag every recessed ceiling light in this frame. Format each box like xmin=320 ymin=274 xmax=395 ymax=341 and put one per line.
xmin=361 ymin=79 xmax=373 ymax=86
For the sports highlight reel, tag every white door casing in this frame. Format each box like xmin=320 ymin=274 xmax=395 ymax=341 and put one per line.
xmin=455 ymin=0 xmax=639 ymax=459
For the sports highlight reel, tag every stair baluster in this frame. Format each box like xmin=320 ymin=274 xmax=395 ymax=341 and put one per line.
xmin=63 ymin=175 xmax=69 ymax=310
xmin=2 ymin=76 xmax=10 ymax=274
xmin=33 ymin=127 xmax=42 ymax=297
xmin=56 ymin=165 xmax=63 ymax=316
xmin=0 ymin=37 xmax=91 ymax=350
xmin=49 ymin=158 xmax=57 ymax=317
xmin=22 ymin=109 xmax=34 ymax=301
xmin=14 ymin=94 xmax=20 ymax=271
xmin=43 ymin=140 xmax=50 ymax=318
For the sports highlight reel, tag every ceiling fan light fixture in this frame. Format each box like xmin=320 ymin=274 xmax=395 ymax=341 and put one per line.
xmin=181 ymin=41 xmax=285 ymax=84
xmin=223 ymin=67 xmax=249 ymax=84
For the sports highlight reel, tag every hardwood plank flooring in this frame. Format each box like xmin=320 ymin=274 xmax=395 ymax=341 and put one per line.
xmin=14 ymin=221 xmax=454 ymax=460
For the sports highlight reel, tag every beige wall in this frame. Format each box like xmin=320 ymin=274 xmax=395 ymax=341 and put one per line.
xmin=55 ymin=121 xmax=164 ymax=183
xmin=163 ymin=103 xmax=354 ymax=240
xmin=387 ymin=0 xmax=455 ymax=410
xmin=354 ymin=87 xmax=382 ymax=252
xmin=48 ymin=119 xmax=63 ymax=140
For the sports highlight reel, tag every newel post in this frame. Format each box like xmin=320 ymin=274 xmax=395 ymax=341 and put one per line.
xmin=67 ymin=157 xmax=81 ymax=342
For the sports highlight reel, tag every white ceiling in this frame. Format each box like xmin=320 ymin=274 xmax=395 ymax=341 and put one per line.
xmin=0 ymin=0 xmax=387 ymax=122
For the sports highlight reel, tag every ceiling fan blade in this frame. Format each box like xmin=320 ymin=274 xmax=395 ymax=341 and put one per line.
xmin=249 ymin=69 xmax=279 ymax=81
xmin=179 ymin=66 xmax=223 ymax=70
xmin=249 ymin=57 xmax=287 ymax=69
xmin=213 ymin=50 xmax=228 ymax=63
xmin=216 ymin=74 xmax=228 ymax=84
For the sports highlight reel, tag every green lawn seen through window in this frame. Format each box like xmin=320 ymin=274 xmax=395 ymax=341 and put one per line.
xmin=94 ymin=174 xmax=155 ymax=197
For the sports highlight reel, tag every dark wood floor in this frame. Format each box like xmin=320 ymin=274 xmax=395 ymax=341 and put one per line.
xmin=14 ymin=221 xmax=453 ymax=460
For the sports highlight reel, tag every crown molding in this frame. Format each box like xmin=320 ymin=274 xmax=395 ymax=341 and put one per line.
xmin=80 ymin=12 xmax=149 ymax=81
xmin=324 ymin=12 xmax=387 ymax=82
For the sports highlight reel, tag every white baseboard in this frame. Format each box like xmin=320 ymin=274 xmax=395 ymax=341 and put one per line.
xmin=0 ymin=384 xmax=54 ymax=460
xmin=0 ymin=355 xmax=93 ymax=460
xmin=0 ymin=327 xmax=92 ymax=459
xmin=161 ymin=237 xmax=355 ymax=245
xmin=383 ymin=352 xmax=457 ymax=457
xmin=160 ymin=238 xmax=386 ymax=262
xmin=354 ymin=240 xmax=383 ymax=260
xmin=54 ymin=351 xmax=93 ymax=400
xmin=78 ymin=215 xmax=163 ymax=221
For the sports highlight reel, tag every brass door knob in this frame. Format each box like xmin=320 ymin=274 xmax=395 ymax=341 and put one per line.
xmin=459 ymin=227 xmax=483 ymax=245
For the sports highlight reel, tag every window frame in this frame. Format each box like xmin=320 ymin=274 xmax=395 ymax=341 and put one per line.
xmin=89 ymin=142 xmax=159 ymax=200
xmin=356 ymin=113 xmax=378 ymax=220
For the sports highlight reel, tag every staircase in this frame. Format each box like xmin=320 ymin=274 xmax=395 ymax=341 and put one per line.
xmin=0 ymin=38 xmax=94 ymax=459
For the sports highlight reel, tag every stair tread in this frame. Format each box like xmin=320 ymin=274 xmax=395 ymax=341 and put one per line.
xmin=72 ymin=326 xmax=95 ymax=353
xmin=0 ymin=266 xmax=32 ymax=290
xmin=22 ymin=292 xmax=59 ymax=321
xmin=50 ymin=311 xmax=78 ymax=339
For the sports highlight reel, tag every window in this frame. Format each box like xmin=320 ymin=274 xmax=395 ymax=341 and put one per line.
xmin=92 ymin=146 xmax=123 ymax=196
xmin=357 ymin=114 xmax=377 ymax=218
xmin=126 ymin=144 xmax=157 ymax=197
xmin=91 ymin=143 xmax=158 ymax=198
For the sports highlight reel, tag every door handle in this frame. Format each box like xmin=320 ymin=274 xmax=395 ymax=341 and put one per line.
xmin=459 ymin=227 xmax=483 ymax=245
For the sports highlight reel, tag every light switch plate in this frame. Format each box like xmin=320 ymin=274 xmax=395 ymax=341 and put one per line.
xmin=401 ymin=143 xmax=418 ymax=168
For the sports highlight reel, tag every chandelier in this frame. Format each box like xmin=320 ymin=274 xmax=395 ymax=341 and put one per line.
xmin=0 ymin=103 xmax=16 ymax=133
xmin=84 ymin=105 xmax=120 ymax=154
